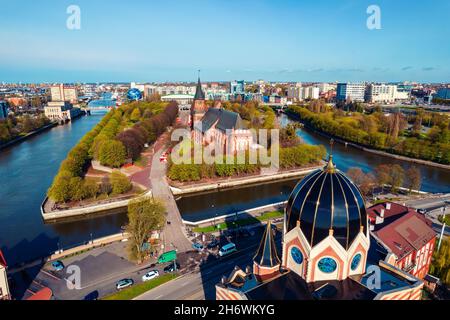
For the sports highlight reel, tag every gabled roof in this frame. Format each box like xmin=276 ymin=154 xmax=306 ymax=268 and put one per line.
xmin=253 ymin=221 xmax=280 ymax=268
xmin=0 ymin=249 xmax=7 ymax=268
xmin=195 ymin=108 xmax=246 ymax=133
xmin=374 ymin=211 xmax=436 ymax=260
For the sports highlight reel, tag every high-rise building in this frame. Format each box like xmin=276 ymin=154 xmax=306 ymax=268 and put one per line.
xmin=0 ymin=101 xmax=8 ymax=119
xmin=50 ymin=84 xmax=78 ymax=103
xmin=230 ymin=80 xmax=245 ymax=94
xmin=302 ymin=86 xmax=320 ymax=100
xmin=336 ymin=83 xmax=366 ymax=102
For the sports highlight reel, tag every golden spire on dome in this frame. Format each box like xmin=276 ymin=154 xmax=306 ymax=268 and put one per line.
xmin=325 ymin=138 xmax=336 ymax=173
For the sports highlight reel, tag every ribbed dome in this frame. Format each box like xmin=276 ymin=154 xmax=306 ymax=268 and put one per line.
xmin=285 ymin=159 xmax=367 ymax=250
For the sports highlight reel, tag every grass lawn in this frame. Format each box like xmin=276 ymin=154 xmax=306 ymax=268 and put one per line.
xmin=193 ymin=210 xmax=283 ymax=233
xmin=102 ymin=273 xmax=178 ymax=300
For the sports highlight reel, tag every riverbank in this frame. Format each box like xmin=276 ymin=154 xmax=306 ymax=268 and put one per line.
xmin=170 ymin=165 xmax=323 ymax=196
xmin=0 ymin=122 xmax=58 ymax=151
xmin=284 ymin=110 xmax=450 ymax=170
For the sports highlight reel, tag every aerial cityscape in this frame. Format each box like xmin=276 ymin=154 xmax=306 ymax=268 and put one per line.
xmin=0 ymin=0 xmax=449 ymax=310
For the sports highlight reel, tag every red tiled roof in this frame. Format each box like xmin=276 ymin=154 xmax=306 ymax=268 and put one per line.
xmin=374 ymin=211 xmax=436 ymax=260
xmin=367 ymin=202 xmax=409 ymax=222
xmin=0 ymin=250 xmax=7 ymax=268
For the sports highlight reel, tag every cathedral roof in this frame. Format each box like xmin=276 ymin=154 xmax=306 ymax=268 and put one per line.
xmin=194 ymin=108 xmax=246 ymax=133
xmin=253 ymin=221 xmax=281 ymax=268
xmin=285 ymin=158 xmax=368 ymax=250
xmin=194 ymin=77 xmax=205 ymax=100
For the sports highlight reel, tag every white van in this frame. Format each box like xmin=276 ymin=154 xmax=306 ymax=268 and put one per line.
xmin=219 ymin=242 xmax=237 ymax=257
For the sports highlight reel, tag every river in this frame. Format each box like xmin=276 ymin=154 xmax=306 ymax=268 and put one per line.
xmin=1 ymin=112 xmax=449 ymax=266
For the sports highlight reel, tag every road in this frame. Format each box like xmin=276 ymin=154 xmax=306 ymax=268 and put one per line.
xmin=150 ymin=147 xmax=192 ymax=252
xmin=136 ymin=228 xmax=282 ymax=301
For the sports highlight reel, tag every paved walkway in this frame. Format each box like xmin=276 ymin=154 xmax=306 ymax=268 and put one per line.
xmin=150 ymin=147 xmax=192 ymax=253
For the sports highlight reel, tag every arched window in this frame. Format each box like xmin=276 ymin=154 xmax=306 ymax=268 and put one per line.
xmin=318 ymin=257 xmax=337 ymax=273
xmin=290 ymin=247 xmax=303 ymax=265
xmin=351 ymin=253 xmax=362 ymax=271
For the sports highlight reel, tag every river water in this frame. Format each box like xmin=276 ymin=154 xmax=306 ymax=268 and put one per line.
xmin=1 ymin=112 xmax=448 ymax=266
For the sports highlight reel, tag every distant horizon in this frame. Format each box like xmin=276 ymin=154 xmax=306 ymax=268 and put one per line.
xmin=1 ymin=78 xmax=449 ymax=85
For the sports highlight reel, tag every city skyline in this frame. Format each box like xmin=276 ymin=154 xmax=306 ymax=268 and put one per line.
xmin=1 ymin=0 xmax=449 ymax=83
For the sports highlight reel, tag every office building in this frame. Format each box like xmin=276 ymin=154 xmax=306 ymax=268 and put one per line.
xmin=50 ymin=84 xmax=78 ymax=103
xmin=336 ymin=83 xmax=366 ymax=102
xmin=44 ymin=101 xmax=82 ymax=121
xmin=230 ymin=80 xmax=245 ymax=94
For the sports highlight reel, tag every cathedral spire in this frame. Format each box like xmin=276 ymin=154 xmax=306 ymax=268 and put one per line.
xmin=253 ymin=221 xmax=280 ymax=268
xmin=194 ymin=70 xmax=205 ymax=100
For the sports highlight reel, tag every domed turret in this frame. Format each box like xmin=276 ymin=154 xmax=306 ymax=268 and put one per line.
xmin=285 ymin=155 xmax=367 ymax=250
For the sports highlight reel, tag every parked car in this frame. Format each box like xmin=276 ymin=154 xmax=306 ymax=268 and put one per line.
xmin=219 ymin=243 xmax=237 ymax=257
xmin=192 ymin=242 xmax=204 ymax=251
xmin=51 ymin=260 xmax=64 ymax=271
xmin=207 ymin=239 xmax=220 ymax=249
xmin=417 ymin=208 xmax=427 ymax=214
xmin=116 ymin=278 xmax=134 ymax=290
xmin=84 ymin=290 xmax=99 ymax=300
xmin=164 ymin=263 xmax=180 ymax=273
xmin=142 ymin=270 xmax=159 ymax=282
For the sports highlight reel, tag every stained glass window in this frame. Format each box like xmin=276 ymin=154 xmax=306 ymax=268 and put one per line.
xmin=351 ymin=253 xmax=362 ymax=271
xmin=290 ymin=247 xmax=303 ymax=264
xmin=318 ymin=257 xmax=337 ymax=273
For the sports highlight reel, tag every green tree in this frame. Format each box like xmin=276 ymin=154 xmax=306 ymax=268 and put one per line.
xmin=82 ymin=179 xmax=100 ymax=199
xmin=110 ymin=170 xmax=132 ymax=195
xmin=99 ymin=140 xmax=127 ymax=168
xmin=126 ymin=197 xmax=166 ymax=262
xmin=47 ymin=170 xmax=73 ymax=203
xmin=430 ymin=238 xmax=450 ymax=286
xmin=69 ymin=177 xmax=85 ymax=201
xmin=130 ymin=108 xmax=142 ymax=122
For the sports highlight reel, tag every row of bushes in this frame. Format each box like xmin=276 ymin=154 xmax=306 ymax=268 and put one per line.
xmin=167 ymin=144 xmax=326 ymax=182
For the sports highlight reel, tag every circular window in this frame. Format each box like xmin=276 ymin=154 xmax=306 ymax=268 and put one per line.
xmin=351 ymin=253 xmax=362 ymax=271
xmin=318 ymin=257 xmax=337 ymax=273
xmin=290 ymin=247 xmax=303 ymax=264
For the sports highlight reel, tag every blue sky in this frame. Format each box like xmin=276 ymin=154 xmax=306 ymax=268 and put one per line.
xmin=0 ymin=0 xmax=449 ymax=83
